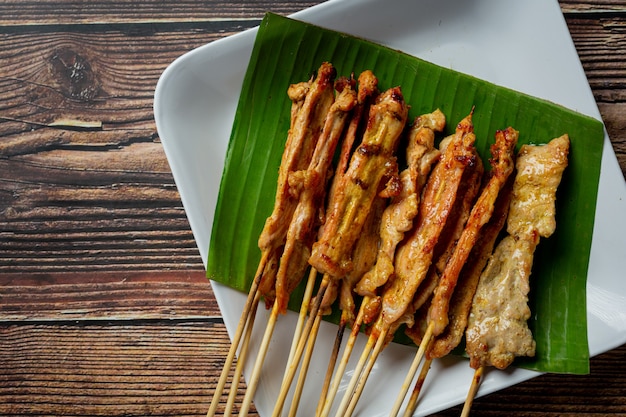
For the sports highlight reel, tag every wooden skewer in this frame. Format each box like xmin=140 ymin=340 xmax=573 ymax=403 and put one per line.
xmin=270 ymin=268 xmax=319 ymax=417
xmin=402 ymin=357 xmax=433 ymax=417
xmin=207 ymin=252 xmax=269 ymax=417
xmin=224 ymin=301 xmax=259 ymax=416
xmin=388 ymin=323 xmax=434 ymax=417
xmin=343 ymin=326 xmax=389 ymax=417
xmin=461 ymin=366 xmax=484 ymax=417
xmin=318 ymin=304 xmax=366 ymax=417
xmin=288 ymin=311 xmax=323 ymax=417
xmin=238 ymin=299 xmax=281 ymax=416
xmin=332 ymin=326 xmax=379 ymax=417
xmin=286 ymin=268 xmax=319 ymax=370
xmin=315 ymin=320 xmax=346 ymax=416
xmin=271 ymin=275 xmax=331 ymax=417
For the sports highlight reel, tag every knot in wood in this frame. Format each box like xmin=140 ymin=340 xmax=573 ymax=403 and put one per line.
xmin=50 ymin=47 xmax=100 ymax=102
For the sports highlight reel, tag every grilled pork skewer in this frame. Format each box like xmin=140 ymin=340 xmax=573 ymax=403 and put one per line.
xmin=238 ymin=71 xmax=359 ymax=417
xmin=355 ymin=110 xmax=445 ymax=298
xmin=283 ymin=71 xmax=380 ymax=417
xmin=380 ymin=112 xmax=478 ymax=329
xmin=334 ymin=112 xmax=478 ymax=417
xmin=397 ymin=127 xmax=518 ymax=417
xmin=401 ymin=174 xmax=515 ymax=415
xmin=207 ymin=62 xmax=337 ymax=417
xmin=257 ymin=63 xmax=337 ymax=307
xmin=461 ymin=134 xmax=570 ymax=417
xmin=309 ymin=86 xmax=408 ymax=279
xmin=274 ymin=76 xmax=357 ymax=315
xmin=274 ymin=85 xmax=409 ymax=416
xmin=317 ymin=110 xmax=443 ymax=417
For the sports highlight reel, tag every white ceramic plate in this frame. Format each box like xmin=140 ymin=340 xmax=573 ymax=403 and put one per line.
xmin=154 ymin=0 xmax=626 ymax=415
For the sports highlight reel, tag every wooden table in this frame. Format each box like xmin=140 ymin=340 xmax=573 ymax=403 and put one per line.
xmin=1 ymin=1 xmax=625 ymax=416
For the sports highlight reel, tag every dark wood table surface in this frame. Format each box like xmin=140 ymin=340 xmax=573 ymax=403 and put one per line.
xmin=1 ymin=1 xmax=625 ymax=416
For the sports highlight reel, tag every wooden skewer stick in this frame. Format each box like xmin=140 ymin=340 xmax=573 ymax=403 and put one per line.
xmin=343 ymin=326 xmax=390 ymax=417
xmin=224 ymin=300 xmax=259 ymax=416
xmin=288 ymin=311 xmax=323 ymax=417
xmin=238 ymin=299 xmax=281 ymax=416
xmin=318 ymin=304 xmax=367 ymax=417
xmin=388 ymin=323 xmax=434 ymax=417
xmin=271 ymin=268 xmax=320 ymax=417
xmin=271 ymin=276 xmax=331 ymax=417
xmin=402 ymin=357 xmax=433 ymax=417
xmin=461 ymin=366 xmax=484 ymax=417
xmin=286 ymin=268 xmax=319 ymax=371
xmin=315 ymin=321 xmax=346 ymax=416
xmin=331 ymin=326 xmax=379 ymax=417
xmin=207 ymin=252 xmax=269 ymax=417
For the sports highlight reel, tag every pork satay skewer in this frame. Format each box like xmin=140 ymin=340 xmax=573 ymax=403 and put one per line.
xmin=317 ymin=110 xmax=443 ymax=417
xmin=391 ymin=148 xmax=487 ymax=417
xmin=461 ymin=134 xmax=570 ymax=417
xmin=207 ymin=64 xmax=335 ymax=417
xmin=276 ymin=71 xmax=380 ymax=417
xmin=259 ymin=81 xmax=358 ymax=410
xmin=402 ymin=177 xmax=515 ymax=417
xmin=314 ymin=197 xmax=385 ymax=416
xmin=402 ymin=150 xmax=517 ymax=417
xmin=274 ymin=77 xmax=358 ymax=314
xmin=273 ymin=86 xmax=408 ymax=416
xmin=236 ymin=72 xmax=356 ymax=417
xmin=312 ymin=72 xmax=379 ymax=414
xmin=389 ymin=127 xmax=518 ymax=417
xmin=334 ymin=112 xmax=478 ymax=417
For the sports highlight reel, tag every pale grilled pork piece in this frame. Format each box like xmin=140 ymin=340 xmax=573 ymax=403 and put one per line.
xmin=427 ymin=175 xmax=513 ymax=358
xmin=274 ymin=78 xmax=357 ymax=314
xmin=428 ymin=127 xmax=518 ymax=337
xmin=309 ymin=86 xmax=408 ymax=280
xmin=257 ymin=62 xmax=337 ymax=306
xmin=355 ymin=110 xmax=444 ymax=298
xmin=466 ymin=134 xmax=570 ymax=370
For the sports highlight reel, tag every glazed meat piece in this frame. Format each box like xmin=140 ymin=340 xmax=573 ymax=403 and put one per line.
xmin=274 ymin=79 xmax=357 ymax=314
xmin=309 ymin=86 xmax=408 ymax=279
xmin=427 ymin=175 xmax=513 ymax=359
xmin=355 ymin=110 xmax=444 ymax=297
xmin=380 ymin=111 xmax=478 ymax=328
xmin=257 ymin=62 xmax=337 ymax=305
xmin=428 ymin=127 xmax=518 ymax=337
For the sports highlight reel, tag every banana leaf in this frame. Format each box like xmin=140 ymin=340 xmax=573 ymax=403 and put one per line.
xmin=207 ymin=12 xmax=604 ymax=374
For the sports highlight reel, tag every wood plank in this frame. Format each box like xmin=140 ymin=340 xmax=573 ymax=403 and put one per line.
xmin=0 ymin=271 xmax=217 ymax=321
xmin=0 ymin=28 xmax=216 ymax=273
xmin=1 ymin=321 xmax=624 ymax=417
xmin=561 ymin=0 xmax=626 ymax=13
xmin=564 ymin=15 xmax=626 ymax=101
xmin=0 ymin=320 xmax=258 ymax=417
xmin=0 ymin=0 xmax=320 ymax=26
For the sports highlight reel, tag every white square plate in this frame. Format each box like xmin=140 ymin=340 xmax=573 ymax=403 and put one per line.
xmin=154 ymin=0 xmax=626 ymax=415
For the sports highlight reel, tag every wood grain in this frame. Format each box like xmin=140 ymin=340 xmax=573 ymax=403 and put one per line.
xmin=0 ymin=321 xmax=257 ymax=417
xmin=0 ymin=271 xmax=218 ymax=321
xmin=1 ymin=321 xmax=624 ymax=417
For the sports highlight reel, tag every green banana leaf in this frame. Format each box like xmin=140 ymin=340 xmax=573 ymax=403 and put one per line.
xmin=207 ymin=13 xmax=604 ymax=375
